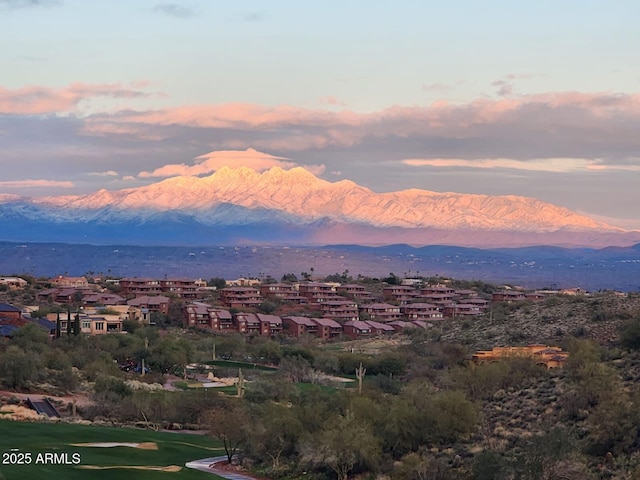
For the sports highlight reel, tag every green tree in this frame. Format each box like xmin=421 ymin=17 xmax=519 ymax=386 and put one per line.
xmin=281 ymin=273 xmax=298 ymax=283
xmin=302 ymin=411 xmax=380 ymax=480
xmin=0 ymin=346 xmax=39 ymax=390
xmin=246 ymin=403 xmax=303 ymax=469
xmin=258 ymin=301 xmax=277 ymax=314
xmin=11 ymin=323 xmax=50 ymax=353
xmin=208 ymin=277 xmax=227 ymax=289
xmin=619 ymin=316 xmax=640 ymax=350
xmin=204 ymin=402 xmax=247 ymax=464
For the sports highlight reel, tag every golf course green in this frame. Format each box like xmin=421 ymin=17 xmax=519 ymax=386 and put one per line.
xmin=0 ymin=420 xmax=225 ymax=480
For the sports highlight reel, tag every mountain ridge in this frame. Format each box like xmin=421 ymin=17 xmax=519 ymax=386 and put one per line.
xmin=1 ymin=166 xmax=637 ymax=247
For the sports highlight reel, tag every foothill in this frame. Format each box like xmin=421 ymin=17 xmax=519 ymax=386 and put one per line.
xmin=2 ymin=270 xmax=640 ymax=479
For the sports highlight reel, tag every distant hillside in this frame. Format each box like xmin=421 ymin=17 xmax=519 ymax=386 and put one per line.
xmin=1 ymin=241 xmax=640 ymax=291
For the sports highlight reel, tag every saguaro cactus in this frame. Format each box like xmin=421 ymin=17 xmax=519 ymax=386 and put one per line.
xmin=235 ymin=368 xmax=246 ymax=398
xmin=355 ymin=362 xmax=366 ymax=395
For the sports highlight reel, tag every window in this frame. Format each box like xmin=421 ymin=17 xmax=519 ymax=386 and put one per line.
xmin=95 ymin=322 xmax=104 ymax=331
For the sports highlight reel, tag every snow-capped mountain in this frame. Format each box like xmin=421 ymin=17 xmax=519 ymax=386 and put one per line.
xmin=1 ymin=166 xmax=638 ymax=247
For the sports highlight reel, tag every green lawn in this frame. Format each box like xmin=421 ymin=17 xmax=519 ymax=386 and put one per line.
xmin=0 ymin=420 xmax=225 ymax=480
xmin=204 ymin=360 xmax=278 ymax=371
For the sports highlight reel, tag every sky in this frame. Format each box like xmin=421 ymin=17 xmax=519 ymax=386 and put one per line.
xmin=1 ymin=0 xmax=640 ymax=228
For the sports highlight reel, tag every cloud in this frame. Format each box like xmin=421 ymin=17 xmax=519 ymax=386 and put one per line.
xmin=242 ymin=11 xmax=266 ymax=22
xmin=86 ymin=170 xmax=119 ymax=177
xmin=6 ymin=87 xmax=640 ymax=195
xmin=138 ymin=148 xmax=297 ymax=178
xmin=319 ymin=96 xmax=347 ymax=107
xmin=0 ymin=0 xmax=59 ymax=9
xmin=136 ymin=148 xmax=327 ymax=179
xmin=402 ymin=158 xmax=606 ymax=173
xmin=421 ymin=83 xmax=452 ymax=93
xmin=0 ymin=179 xmax=73 ymax=188
xmin=152 ymin=3 xmax=195 ymax=18
xmin=0 ymin=82 xmax=155 ymax=115
xmin=491 ymin=80 xmax=514 ymax=97
xmin=96 ymin=91 xmax=640 ymax=158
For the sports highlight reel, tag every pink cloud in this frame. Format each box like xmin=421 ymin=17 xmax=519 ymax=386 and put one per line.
xmin=74 ymin=91 xmax=640 ymax=167
xmin=402 ymin=158 xmax=599 ymax=173
xmin=0 ymin=179 xmax=74 ymax=188
xmin=137 ymin=148 xmax=327 ymax=179
xmin=138 ymin=148 xmax=296 ymax=178
xmin=0 ymin=82 xmax=156 ymax=114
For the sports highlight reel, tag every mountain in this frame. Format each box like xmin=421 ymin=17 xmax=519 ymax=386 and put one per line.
xmin=1 ymin=166 xmax=639 ymax=247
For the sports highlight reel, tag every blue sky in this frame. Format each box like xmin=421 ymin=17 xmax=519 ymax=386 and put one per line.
xmin=1 ymin=0 xmax=640 ymax=227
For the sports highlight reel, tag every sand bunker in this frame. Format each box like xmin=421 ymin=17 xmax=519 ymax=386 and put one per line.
xmin=70 ymin=442 xmax=159 ymax=450
xmin=77 ymin=465 xmax=181 ymax=472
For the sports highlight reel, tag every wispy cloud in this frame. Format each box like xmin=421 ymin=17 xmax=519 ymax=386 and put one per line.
xmin=152 ymin=3 xmax=195 ymax=19
xmin=242 ymin=11 xmax=266 ymax=22
xmin=0 ymin=179 xmax=73 ymax=188
xmin=0 ymin=0 xmax=59 ymax=9
xmin=402 ymin=158 xmax=603 ymax=173
xmin=0 ymin=82 xmax=157 ymax=114
xmin=491 ymin=79 xmax=514 ymax=97
xmin=421 ymin=83 xmax=452 ymax=93
xmin=86 ymin=170 xmax=119 ymax=177
xmin=319 ymin=95 xmax=347 ymax=107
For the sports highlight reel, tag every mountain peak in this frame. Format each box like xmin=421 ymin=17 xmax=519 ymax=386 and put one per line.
xmin=3 ymin=164 xmax=628 ymax=248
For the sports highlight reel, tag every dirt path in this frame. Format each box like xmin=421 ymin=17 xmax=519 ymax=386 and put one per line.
xmin=0 ymin=390 xmax=93 ymax=407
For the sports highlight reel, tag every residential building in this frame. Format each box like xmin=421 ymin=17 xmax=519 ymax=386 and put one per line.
xmin=383 ymin=285 xmax=419 ymax=304
xmin=472 ymin=345 xmax=569 ymax=369
xmin=492 ymin=291 xmax=527 ymax=302
xmin=234 ymin=312 xmax=261 ymax=335
xmin=359 ymin=303 xmax=402 ymax=322
xmin=220 ymin=287 xmax=263 ymax=309
xmin=313 ymin=318 xmax=343 ymax=339
xmin=459 ymin=298 xmax=490 ymax=311
xmin=0 ymin=277 xmax=28 ymax=289
xmin=299 ymin=282 xmax=337 ymax=302
xmin=401 ymin=303 xmax=443 ymax=320
xmin=260 ymin=283 xmax=305 ymax=303
xmin=421 ymin=285 xmax=456 ymax=296
xmin=420 ymin=293 xmax=455 ymax=306
xmin=83 ymin=293 xmax=125 ymax=306
xmin=226 ymin=277 xmax=261 ymax=287
xmin=52 ymin=275 xmax=89 ymax=288
xmin=127 ymin=295 xmax=170 ymax=315
xmin=119 ymin=278 xmax=163 ymax=296
xmin=283 ymin=316 xmax=319 ymax=338
xmin=119 ymin=277 xmax=204 ymax=298
xmin=52 ymin=313 xmax=123 ymax=335
xmin=343 ymin=320 xmax=372 ymax=340
xmin=443 ymin=303 xmax=482 ymax=318
xmin=184 ymin=303 xmax=234 ymax=331
xmin=338 ymin=284 xmax=376 ymax=302
xmin=365 ymin=320 xmax=396 ymax=335
xmin=387 ymin=320 xmax=417 ymax=332
xmin=320 ymin=299 xmax=359 ymax=323
xmin=256 ymin=313 xmax=283 ymax=336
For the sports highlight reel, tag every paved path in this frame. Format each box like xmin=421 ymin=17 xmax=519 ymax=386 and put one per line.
xmin=185 ymin=456 xmax=259 ymax=480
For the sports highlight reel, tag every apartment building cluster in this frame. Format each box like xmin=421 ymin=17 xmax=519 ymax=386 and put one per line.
xmin=182 ymin=280 xmax=497 ymax=339
xmin=183 ymin=302 xmax=435 ymax=340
